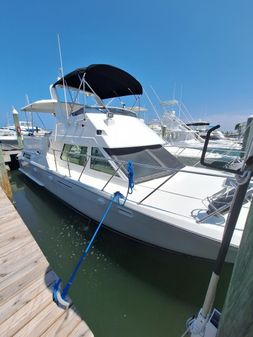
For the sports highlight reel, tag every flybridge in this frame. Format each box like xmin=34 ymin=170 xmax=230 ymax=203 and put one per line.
xmin=21 ymin=64 xmax=143 ymax=117
xmin=52 ymin=64 xmax=143 ymax=99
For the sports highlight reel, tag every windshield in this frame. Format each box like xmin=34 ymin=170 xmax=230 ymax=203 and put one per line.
xmin=105 ymin=145 xmax=184 ymax=183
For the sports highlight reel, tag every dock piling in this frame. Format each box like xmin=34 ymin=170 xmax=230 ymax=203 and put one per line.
xmin=12 ymin=107 xmax=23 ymax=148
xmin=0 ymin=143 xmax=12 ymax=199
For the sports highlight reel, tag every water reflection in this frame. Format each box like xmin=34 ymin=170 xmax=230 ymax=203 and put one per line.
xmin=10 ymin=171 xmax=232 ymax=337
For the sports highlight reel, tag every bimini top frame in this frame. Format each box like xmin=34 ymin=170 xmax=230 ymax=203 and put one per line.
xmin=52 ymin=64 xmax=143 ymax=100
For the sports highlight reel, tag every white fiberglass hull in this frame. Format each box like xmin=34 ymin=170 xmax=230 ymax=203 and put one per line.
xmin=19 ymin=162 xmax=237 ymax=263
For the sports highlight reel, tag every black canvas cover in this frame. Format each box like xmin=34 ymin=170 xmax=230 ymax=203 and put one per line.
xmin=53 ymin=64 xmax=143 ymax=99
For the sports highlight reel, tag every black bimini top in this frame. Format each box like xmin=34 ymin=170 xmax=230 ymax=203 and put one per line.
xmin=53 ymin=64 xmax=143 ymax=100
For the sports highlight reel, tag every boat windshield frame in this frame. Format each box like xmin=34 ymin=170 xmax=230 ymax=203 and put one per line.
xmin=105 ymin=144 xmax=185 ymax=183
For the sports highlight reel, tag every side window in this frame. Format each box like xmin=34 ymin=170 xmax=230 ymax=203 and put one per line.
xmin=90 ymin=147 xmax=115 ymax=175
xmin=61 ymin=144 xmax=87 ymax=166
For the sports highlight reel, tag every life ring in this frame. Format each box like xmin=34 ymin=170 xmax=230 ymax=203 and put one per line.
xmin=16 ymin=125 xmax=21 ymax=135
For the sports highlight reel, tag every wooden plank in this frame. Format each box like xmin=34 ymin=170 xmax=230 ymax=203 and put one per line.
xmin=0 ymin=233 xmax=33 ymax=257
xmin=13 ymin=301 xmax=67 ymax=337
xmin=0 ymin=211 xmax=27 ymax=226
xmin=0 ymin=226 xmax=30 ymax=246
xmin=0 ymin=225 xmax=32 ymax=247
xmin=0 ymin=208 xmax=17 ymax=223
xmin=0 ymin=216 xmax=27 ymax=234
xmin=0 ymin=244 xmax=42 ymax=283
xmin=0 ymin=256 xmax=48 ymax=299
xmin=0 ymin=240 xmax=39 ymax=266
xmin=0 ymin=214 xmax=29 ymax=233
xmin=40 ymin=305 xmax=82 ymax=337
xmin=0 ymin=287 xmax=55 ymax=337
xmin=0 ymin=269 xmax=56 ymax=324
xmin=69 ymin=321 xmax=94 ymax=337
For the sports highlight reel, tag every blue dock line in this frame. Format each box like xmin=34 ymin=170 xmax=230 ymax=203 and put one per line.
xmin=121 ymin=161 xmax=135 ymax=205
xmin=127 ymin=161 xmax=134 ymax=194
xmin=53 ymin=161 xmax=134 ymax=308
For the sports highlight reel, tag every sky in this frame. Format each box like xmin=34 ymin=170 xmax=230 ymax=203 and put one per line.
xmin=1 ymin=0 xmax=253 ymax=131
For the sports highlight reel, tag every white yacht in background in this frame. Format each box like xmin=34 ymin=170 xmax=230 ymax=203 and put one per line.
xmin=18 ymin=64 xmax=252 ymax=262
xmin=148 ymin=101 xmax=243 ymax=166
xmin=0 ymin=119 xmax=50 ymax=145
xmin=0 ymin=127 xmax=17 ymax=143
xmin=186 ymin=120 xmax=241 ymax=149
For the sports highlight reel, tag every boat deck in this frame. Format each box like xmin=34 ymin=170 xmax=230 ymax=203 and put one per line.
xmin=0 ymin=186 xmax=93 ymax=337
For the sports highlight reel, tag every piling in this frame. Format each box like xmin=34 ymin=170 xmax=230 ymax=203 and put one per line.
xmin=217 ymin=199 xmax=253 ymax=337
xmin=241 ymin=115 xmax=253 ymax=157
xmin=161 ymin=125 xmax=167 ymax=138
xmin=12 ymin=108 xmax=23 ymax=148
xmin=0 ymin=144 xmax=12 ymax=198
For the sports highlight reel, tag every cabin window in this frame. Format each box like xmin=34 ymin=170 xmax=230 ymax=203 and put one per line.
xmin=90 ymin=147 xmax=115 ymax=175
xmin=61 ymin=144 xmax=87 ymax=166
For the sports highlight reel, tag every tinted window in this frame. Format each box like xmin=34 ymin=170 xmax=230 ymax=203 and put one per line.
xmin=61 ymin=144 xmax=87 ymax=166
xmin=105 ymin=145 xmax=184 ymax=183
xmin=90 ymin=147 xmax=116 ymax=175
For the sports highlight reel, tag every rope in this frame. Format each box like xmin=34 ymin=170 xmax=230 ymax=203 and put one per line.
xmin=127 ymin=161 xmax=134 ymax=193
xmin=121 ymin=161 xmax=134 ymax=205
xmin=53 ymin=162 xmax=135 ymax=305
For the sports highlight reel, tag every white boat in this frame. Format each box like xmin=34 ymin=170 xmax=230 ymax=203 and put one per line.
xmin=0 ymin=120 xmax=50 ymax=145
xmin=148 ymin=104 xmax=243 ymax=166
xmin=0 ymin=127 xmax=17 ymax=143
xmin=186 ymin=120 xmax=242 ymax=150
xmin=17 ymin=64 xmax=252 ymax=262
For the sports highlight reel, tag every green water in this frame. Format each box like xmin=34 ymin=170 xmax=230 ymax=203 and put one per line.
xmin=10 ymin=171 xmax=233 ymax=337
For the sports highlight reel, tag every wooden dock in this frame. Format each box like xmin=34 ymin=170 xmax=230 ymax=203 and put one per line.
xmin=0 ymin=187 xmax=94 ymax=337
xmin=1 ymin=143 xmax=21 ymax=169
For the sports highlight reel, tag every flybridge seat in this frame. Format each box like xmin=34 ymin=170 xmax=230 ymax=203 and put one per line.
xmin=207 ymin=182 xmax=253 ymax=215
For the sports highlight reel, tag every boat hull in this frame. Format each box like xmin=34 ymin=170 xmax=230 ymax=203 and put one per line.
xmin=19 ymin=162 xmax=237 ymax=263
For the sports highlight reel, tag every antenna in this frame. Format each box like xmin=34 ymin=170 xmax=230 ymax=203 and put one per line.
xmin=25 ymin=94 xmax=33 ymax=128
xmin=144 ymin=88 xmax=161 ymax=123
xmin=178 ymin=84 xmax=183 ymax=119
xmin=57 ymin=34 xmax=68 ymax=118
xmin=57 ymin=34 xmax=64 ymax=78
xmin=150 ymin=85 xmax=162 ymax=103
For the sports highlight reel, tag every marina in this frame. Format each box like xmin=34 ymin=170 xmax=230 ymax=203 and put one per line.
xmin=0 ymin=62 xmax=252 ymax=337
xmin=0 ymin=184 xmax=93 ymax=337
xmin=1 ymin=3 xmax=253 ymax=335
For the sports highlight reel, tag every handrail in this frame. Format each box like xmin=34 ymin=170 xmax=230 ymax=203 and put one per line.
xmin=47 ymin=147 xmax=242 ymax=218
xmin=52 ymin=149 xmax=58 ymax=172
xmin=66 ymin=156 xmax=71 ymax=177
xmin=101 ymin=162 xmax=125 ymax=191
xmin=138 ymin=171 xmax=178 ymax=205
xmin=78 ymin=165 xmax=86 ymax=181
xmin=49 ymin=147 xmax=235 ymax=179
